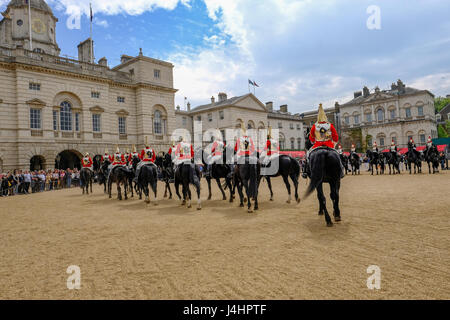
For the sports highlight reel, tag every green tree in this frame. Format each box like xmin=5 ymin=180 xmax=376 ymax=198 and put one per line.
xmin=364 ymin=134 xmax=373 ymax=151
xmin=438 ymin=124 xmax=448 ymax=138
xmin=434 ymin=96 xmax=450 ymax=113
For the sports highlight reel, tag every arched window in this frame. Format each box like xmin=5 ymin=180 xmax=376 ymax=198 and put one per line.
xmin=60 ymin=101 xmax=72 ymax=131
xmin=377 ymin=109 xmax=384 ymax=121
xmin=154 ymin=110 xmax=162 ymax=135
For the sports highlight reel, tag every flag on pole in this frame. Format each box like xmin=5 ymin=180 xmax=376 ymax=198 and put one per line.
xmin=90 ymin=3 xmax=93 ymax=22
xmin=253 ymin=80 xmax=259 ymax=87
xmin=248 ymin=79 xmax=255 ymax=86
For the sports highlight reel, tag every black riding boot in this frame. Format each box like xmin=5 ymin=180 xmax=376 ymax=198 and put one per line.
xmin=133 ymin=167 xmax=140 ymax=183
xmin=227 ymin=164 xmax=235 ymax=179
xmin=205 ymin=164 xmax=211 ymax=178
xmin=302 ymin=160 xmax=310 ymax=179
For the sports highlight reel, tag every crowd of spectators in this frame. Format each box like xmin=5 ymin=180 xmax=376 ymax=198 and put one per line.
xmin=0 ymin=168 xmax=81 ymax=197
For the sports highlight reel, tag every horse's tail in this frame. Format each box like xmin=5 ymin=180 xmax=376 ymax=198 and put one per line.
xmin=304 ymin=151 xmax=325 ymax=198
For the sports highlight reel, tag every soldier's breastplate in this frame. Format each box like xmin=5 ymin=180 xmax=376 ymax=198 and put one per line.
xmin=315 ymin=123 xmax=331 ymax=142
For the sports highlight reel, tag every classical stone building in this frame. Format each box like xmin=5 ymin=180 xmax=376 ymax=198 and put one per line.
xmin=335 ymin=80 xmax=438 ymax=150
xmin=175 ymin=93 xmax=306 ymax=150
xmin=0 ymin=0 xmax=177 ymax=172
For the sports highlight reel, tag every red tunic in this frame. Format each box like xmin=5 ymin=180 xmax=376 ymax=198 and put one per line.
xmin=175 ymin=143 xmax=194 ymax=161
xmin=309 ymin=122 xmax=339 ymax=149
xmin=211 ymin=141 xmax=225 ymax=156
xmin=82 ymin=157 xmax=93 ymax=168
xmin=235 ymin=136 xmax=255 ymax=156
xmin=140 ymin=148 xmax=156 ymax=162
xmin=264 ymin=139 xmax=279 ymax=156
xmin=112 ymin=154 xmax=125 ymax=166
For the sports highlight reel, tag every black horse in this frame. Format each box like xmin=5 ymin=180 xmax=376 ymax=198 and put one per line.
xmin=366 ymin=150 xmax=380 ymax=175
xmin=138 ymin=163 xmax=159 ymax=204
xmin=385 ymin=151 xmax=401 ymax=175
xmin=233 ymin=151 xmax=260 ymax=213
xmin=203 ymin=150 xmax=233 ymax=202
xmin=378 ymin=153 xmax=386 ymax=175
xmin=174 ymin=162 xmax=202 ymax=210
xmin=98 ymin=160 xmax=110 ymax=194
xmin=406 ymin=144 xmax=422 ymax=174
xmin=349 ymin=151 xmax=360 ymax=175
xmin=108 ymin=166 xmax=130 ymax=200
xmin=155 ymin=153 xmax=174 ymax=199
xmin=339 ymin=153 xmax=349 ymax=175
xmin=261 ymin=154 xmax=300 ymax=204
xmin=425 ymin=145 xmax=440 ymax=174
xmin=80 ymin=168 xmax=93 ymax=195
xmin=304 ymin=148 xmax=342 ymax=227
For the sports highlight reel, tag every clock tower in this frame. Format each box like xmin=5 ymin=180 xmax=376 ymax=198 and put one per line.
xmin=0 ymin=0 xmax=60 ymax=56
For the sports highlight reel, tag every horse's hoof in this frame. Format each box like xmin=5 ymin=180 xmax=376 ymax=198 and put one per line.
xmin=197 ymin=206 xmax=201 ymax=211
xmin=169 ymin=196 xmax=172 ymax=200
xmin=188 ymin=205 xmax=192 ymax=209
xmin=222 ymin=197 xmax=227 ymax=201
xmin=286 ymin=200 xmax=291 ymax=204
xmin=270 ymin=198 xmax=274 ymax=201
xmin=335 ymin=217 xmax=341 ymax=222
xmin=296 ymin=198 xmax=301 ymax=204
xmin=207 ymin=196 xmax=212 ymax=201
xmin=327 ymin=222 xmax=334 ymax=227
xmin=248 ymin=209 xmax=253 ymax=213
xmin=318 ymin=212 xmax=324 ymax=216
xmin=239 ymin=204 xmax=244 ymax=208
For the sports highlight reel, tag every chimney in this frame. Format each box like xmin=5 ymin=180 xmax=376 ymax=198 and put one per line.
xmin=77 ymin=38 xmax=94 ymax=63
xmin=354 ymin=91 xmax=362 ymax=99
xmin=391 ymin=82 xmax=398 ymax=90
xmin=120 ymin=54 xmax=133 ymax=64
xmin=187 ymin=102 xmax=191 ymax=111
xmin=211 ymin=96 xmax=215 ymax=104
xmin=218 ymin=92 xmax=227 ymax=102
xmin=280 ymin=104 xmax=288 ymax=113
xmin=397 ymin=79 xmax=406 ymax=93
xmin=335 ymin=101 xmax=340 ymax=107
xmin=266 ymin=102 xmax=273 ymax=112
xmin=363 ymin=86 xmax=370 ymax=97
xmin=98 ymin=57 xmax=108 ymax=66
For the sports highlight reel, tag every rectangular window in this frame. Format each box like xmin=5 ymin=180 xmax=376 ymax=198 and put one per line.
xmin=92 ymin=114 xmax=101 ymax=132
xmin=278 ymin=122 xmax=283 ymax=129
xmin=366 ymin=114 xmax=372 ymax=122
xmin=53 ymin=110 xmax=58 ymax=130
xmin=354 ymin=115 xmax=359 ymax=124
xmin=418 ymin=106 xmax=424 ymax=116
xmin=208 ymin=113 xmax=213 ymax=122
xmin=182 ymin=117 xmax=187 ymax=126
xmin=368 ymin=138 xmax=372 ymax=147
xmin=221 ymin=130 xmax=226 ymax=142
xmin=290 ymin=123 xmax=294 ymax=130
xmin=380 ymin=137 xmax=385 ymax=146
xmin=420 ymin=134 xmax=426 ymax=143
xmin=219 ymin=111 xmax=224 ymax=120
xmin=118 ymin=117 xmax=126 ymax=134
xmin=91 ymin=91 xmax=100 ymax=99
xmin=297 ymin=138 xmax=302 ymax=149
xmin=29 ymin=82 xmax=40 ymax=91
xmin=117 ymin=96 xmax=125 ymax=103
xmin=75 ymin=113 xmax=80 ymax=132
xmin=154 ymin=69 xmax=161 ymax=79
xmin=406 ymin=108 xmax=411 ymax=118
xmin=196 ymin=116 xmax=201 ymax=122
xmin=297 ymin=124 xmax=301 ymax=130
xmin=30 ymin=108 xmax=41 ymax=129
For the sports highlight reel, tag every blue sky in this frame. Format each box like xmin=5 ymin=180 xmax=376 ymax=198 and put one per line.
xmin=1 ymin=0 xmax=450 ymax=113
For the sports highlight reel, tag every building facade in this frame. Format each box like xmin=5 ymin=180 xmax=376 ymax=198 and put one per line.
xmin=336 ymin=80 xmax=438 ymax=150
xmin=175 ymin=93 xmax=307 ymax=150
xmin=0 ymin=0 xmax=177 ymax=172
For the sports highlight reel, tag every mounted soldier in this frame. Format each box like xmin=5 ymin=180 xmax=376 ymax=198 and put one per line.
xmin=234 ymin=123 xmax=256 ymax=164
xmin=372 ymin=141 xmax=379 ymax=153
xmin=205 ymin=132 xmax=226 ymax=178
xmin=134 ymin=137 xmax=157 ymax=183
xmin=304 ymin=104 xmax=343 ymax=178
xmin=111 ymin=146 xmax=125 ymax=170
xmin=390 ymin=140 xmax=398 ymax=154
xmin=102 ymin=149 xmax=112 ymax=165
xmin=82 ymin=152 xmax=93 ymax=172
xmin=262 ymin=126 xmax=280 ymax=166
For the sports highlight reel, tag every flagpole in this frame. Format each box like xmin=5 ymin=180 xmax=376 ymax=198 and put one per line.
xmin=90 ymin=3 xmax=93 ymax=63
xmin=28 ymin=0 xmax=33 ymax=51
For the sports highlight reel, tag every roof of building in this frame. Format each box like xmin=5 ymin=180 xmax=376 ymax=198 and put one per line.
xmin=340 ymin=84 xmax=430 ymax=107
xmin=8 ymin=0 xmax=53 ymax=14
xmin=190 ymin=93 xmax=256 ymax=113
xmin=439 ymin=103 xmax=450 ymax=115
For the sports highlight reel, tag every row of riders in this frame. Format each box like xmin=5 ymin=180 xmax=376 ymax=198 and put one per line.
xmin=77 ymin=103 xmax=439 ymax=227
xmin=336 ymin=136 xmax=441 ymax=176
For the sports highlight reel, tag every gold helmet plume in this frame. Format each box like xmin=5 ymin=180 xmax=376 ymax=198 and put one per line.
xmin=133 ymin=144 xmax=137 ymax=153
xmin=145 ymin=136 xmax=149 ymax=148
xmin=105 ymin=148 xmax=109 ymax=154
xmin=317 ymin=103 xmax=328 ymax=123
xmin=268 ymin=126 xmax=272 ymax=139
xmin=240 ymin=122 xmax=246 ymax=135
xmin=116 ymin=145 xmax=120 ymax=153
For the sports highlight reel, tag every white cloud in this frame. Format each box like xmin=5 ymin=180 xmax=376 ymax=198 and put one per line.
xmin=94 ymin=18 xmax=109 ymax=28
xmin=409 ymin=73 xmax=450 ymax=97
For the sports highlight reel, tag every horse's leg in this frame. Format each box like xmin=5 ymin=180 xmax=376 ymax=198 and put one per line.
xmin=290 ymin=172 xmax=300 ymax=204
xmin=266 ymin=177 xmax=274 ymax=201
xmin=216 ymin=178 xmax=226 ymax=200
xmin=186 ymin=183 xmax=192 ymax=208
xmin=152 ymin=178 xmax=158 ymax=205
xmin=117 ymin=183 xmax=122 ymax=201
xmin=236 ymin=180 xmax=244 ymax=208
xmin=317 ymin=183 xmax=332 ymax=227
xmin=330 ymin=180 xmax=341 ymax=222
xmin=167 ymin=182 xmax=173 ymax=199
xmin=226 ymin=177 xmax=233 ymax=203
xmin=243 ymin=179 xmax=253 ymax=213
xmin=196 ymin=180 xmax=202 ymax=210
xmin=281 ymin=174 xmax=292 ymax=204
xmin=207 ymin=177 xmax=212 ymax=200
xmin=108 ymin=179 xmax=112 ymax=199
xmin=124 ymin=180 xmax=128 ymax=200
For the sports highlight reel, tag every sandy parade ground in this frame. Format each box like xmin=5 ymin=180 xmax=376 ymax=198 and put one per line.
xmin=0 ymin=170 xmax=449 ymax=300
